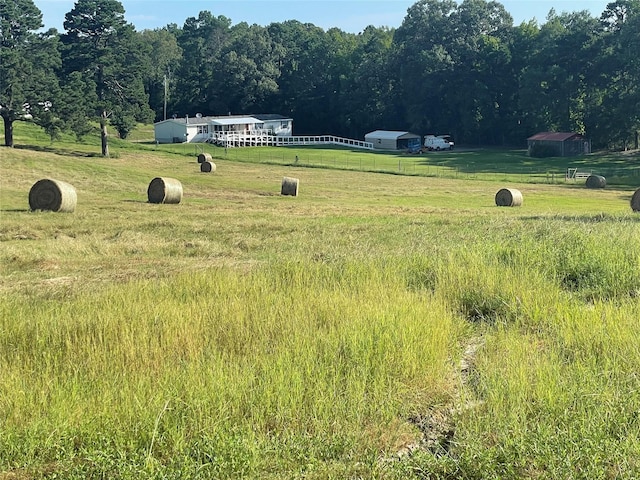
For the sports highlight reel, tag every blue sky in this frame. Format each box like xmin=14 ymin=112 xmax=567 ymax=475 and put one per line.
xmin=36 ymin=0 xmax=612 ymax=33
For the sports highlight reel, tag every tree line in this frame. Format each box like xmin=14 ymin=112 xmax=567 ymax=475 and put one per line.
xmin=1 ymin=0 xmax=639 ymax=156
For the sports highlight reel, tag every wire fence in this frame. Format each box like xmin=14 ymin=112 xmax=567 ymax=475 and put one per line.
xmin=153 ymin=142 xmax=640 ymax=186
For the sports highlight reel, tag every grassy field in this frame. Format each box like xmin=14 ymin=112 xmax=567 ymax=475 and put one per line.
xmin=2 ymin=123 xmax=640 ymax=478
xmin=19 ymin=123 xmax=640 ymax=185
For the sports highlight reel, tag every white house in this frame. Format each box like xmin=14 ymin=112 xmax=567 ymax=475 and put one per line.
xmin=153 ymin=114 xmax=293 ymax=144
xmin=250 ymin=114 xmax=293 ymax=136
xmin=364 ymin=130 xmax=422 ymax=151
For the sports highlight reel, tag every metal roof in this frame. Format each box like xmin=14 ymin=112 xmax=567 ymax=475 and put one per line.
xmin=365 ymin=130 xmax=420 ymax=140
xmin=210 ymin=116 xmax=262 ymax=126
xmin=155 ymin=114 xmax=281 ymax=126
xmin=527 ymin=132 xmax=584 ymax=142
xmin=250 ymin=114 xmax=292 ymax=121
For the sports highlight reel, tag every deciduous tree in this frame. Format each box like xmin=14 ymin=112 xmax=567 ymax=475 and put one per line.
xmin=0 ymin=0 xmax=60 ymax=147
xmin=139 ymin=28 xmax=182 ymax=121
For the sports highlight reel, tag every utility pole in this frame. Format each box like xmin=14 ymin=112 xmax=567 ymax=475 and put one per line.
xmin=163 ymin=74 xmax=168 ymax=121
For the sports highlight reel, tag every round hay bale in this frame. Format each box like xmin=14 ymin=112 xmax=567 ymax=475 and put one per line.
xmin=495 ymin=188 xmax=523 ymax=207
xmin=631 ymin=188 xmax=640 ymax=212
xmin=197 ymin=152 xmax=212 ymax=164
xmin=281 ymin=176 xmax=299 ymax=196
xmin=29 ymin=178 xmax=77 ymax=213
xmin=200 ymin=161 xmax=216 ymax=173
xmin=147 ymin=177 xmax=183 ymax=204
xmin=585 ymin=174 xmax=606 ymax=189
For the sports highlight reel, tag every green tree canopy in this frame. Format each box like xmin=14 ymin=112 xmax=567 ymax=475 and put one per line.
xmin=0 ymin=0 xmax=60 ymax=147
xmin=61 ymin=0 xmax=153 ymax=155
xmin=139 ymin=28 xmax=183 ymax=121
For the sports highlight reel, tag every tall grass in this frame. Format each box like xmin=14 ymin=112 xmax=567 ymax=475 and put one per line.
xmin=0 ymin=261 xmax=464 ymax=478
xmin=433 ymin=298 xmax=640 ymax=479
xmin=394 ymin=226 xmax=640 ymax=479
xmin=3 ymin=124 xmax=640 ymax=478
xmin=4 ymin=222 xmax=640 ymax=477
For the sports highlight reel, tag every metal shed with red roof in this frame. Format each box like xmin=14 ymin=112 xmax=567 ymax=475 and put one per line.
xmin=527 ymin=132 xmax=591 ymax=157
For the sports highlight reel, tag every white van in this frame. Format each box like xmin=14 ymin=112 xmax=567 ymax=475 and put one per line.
xmin=438 ymin=135 xmax=454 ymax=149
xmin=424 ymin=135 xmax=453 ymax=151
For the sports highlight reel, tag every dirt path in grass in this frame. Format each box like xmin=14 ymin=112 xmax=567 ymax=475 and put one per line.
xmin=394 ymin=335 xmax=485 ymax=458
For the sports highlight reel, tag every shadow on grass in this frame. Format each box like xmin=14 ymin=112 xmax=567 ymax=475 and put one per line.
xmin=15 ymin=144 xmax=104 ymax=158
xmin=413 ymin=148 xmax=566 ymax=174
xmin=522 ymin=212 xmax=640 ymax=223
xmin=13 ymin=139 xmax=640 ymax=186
xmin=410 ymin=147 xmax=640 ymax=178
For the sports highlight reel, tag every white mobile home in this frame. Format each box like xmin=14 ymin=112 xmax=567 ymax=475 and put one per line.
xmin=153 ymin=116 xmax=208 ymax=144
xmin=250 ymin=114 xmax=293 ymax=136
xmin=153 ymin=114 xmax=293 ymax=144
xmin=364 ymin=130 xmax=422 ymax=151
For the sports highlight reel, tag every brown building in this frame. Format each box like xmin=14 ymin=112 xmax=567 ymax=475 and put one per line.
xmin=527 ymin=132 xmax=591 ymax=157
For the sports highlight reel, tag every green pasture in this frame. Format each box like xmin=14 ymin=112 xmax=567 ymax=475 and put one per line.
xmin=154 ymin=142 xmax=640 ymax=186
xmin=17 ymin=122 xmax=640 ymax=185
xmin=2 ymin=123 xmax=640 ymax=478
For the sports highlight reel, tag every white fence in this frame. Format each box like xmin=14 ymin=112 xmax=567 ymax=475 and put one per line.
xmin=211 ymin=132 xmax=373 ymax=150
xmin=273 ymin=135 xmax=373 ymax=150
xmin=566 ymin=167 xmax=592 ymax=181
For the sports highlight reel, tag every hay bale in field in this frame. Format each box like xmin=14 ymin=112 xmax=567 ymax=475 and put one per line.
xmin=200 ymin=161 xmax=216 ymax=173
xmin=147 ymin=177 xmax=183 ymax=204
xmin=29 ymin=178 xmax=77 ymax=212
xmin=631 ymin=188 xmax=640 ymax=212
xmin=197 ymin=152 xmax=212 ymax=164
xmin=585 ymin=174 xmax=606 ymax=189
xmin=281 ymin=176 xmax=299 ymax=196
xmin=495 ymin=188 xmax=523 ymax=207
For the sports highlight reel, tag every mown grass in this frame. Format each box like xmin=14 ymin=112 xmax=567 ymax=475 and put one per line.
xmin=183 ymin=137 xmax=640 ymax=186
xmin=2 ymin=122 xmax=640 ymax=478
xmin=20 ymin=120 xmax=640 ymax=185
